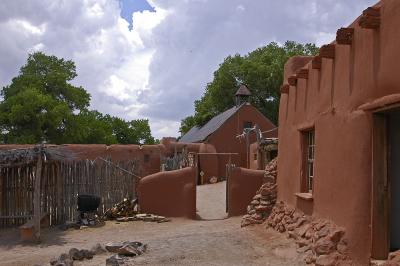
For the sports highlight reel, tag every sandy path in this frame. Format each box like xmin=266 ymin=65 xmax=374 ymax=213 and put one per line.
xmin=0 ymin=182 xmax=305 ymax=266
xmin=196 ymin=181 xmax=228 ymax=220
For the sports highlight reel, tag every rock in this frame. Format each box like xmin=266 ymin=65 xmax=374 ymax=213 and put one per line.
xmin=315 ymin=253 xmax=339 ymax=266
xmin=81 ymin=249 xmax=94 ymax=259
xmin=106 ymin=242 xmax=124 ymax=253
xmin=296 ymin=238 xmax=310 ymax=248
xmin=288 ymin=231 xmax=298 ymax=240
xmin=250 ymin=200 xmax=260 ymax=205
xmin=295 ymin=224 xmax=311 ymax=238
xmin=50 ymin=257 xmax=58 ymax=265
xmin=69 ymin=248 xmax=85 ymax=261
xmin=313 ymin=237 xmax=336 ymax=255
xmin=253 ymin=194 xmax=262 ymax=200
xmin=297 ymin=244 xmax=311 ymax=253
xmin=329 ymin=227 xmax=345 ymax=243
xmin=106 ymin=255 xmax=125 ymax=266
xmin=337 ymin=238 xmax=348 ymax=255
xmin=304 ymin=250 xmax=315 ymax=264
xmin=91 ymin=243 xmax=107 ymax=255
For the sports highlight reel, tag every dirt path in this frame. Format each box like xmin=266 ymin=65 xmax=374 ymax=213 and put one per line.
xmin=0 ymin=182 xmax=305 ymax=266
xmin=196 ymin=181 xmax=227 ymax=220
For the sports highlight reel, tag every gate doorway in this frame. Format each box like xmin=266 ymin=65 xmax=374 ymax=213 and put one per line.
xmin=372 ymin=108 xmax=400 ymax=259
xmin=194 ymin=153 xmax=237 ymax=220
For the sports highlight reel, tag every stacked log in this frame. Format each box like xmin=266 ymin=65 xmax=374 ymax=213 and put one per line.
xmin=267 ymin=201 xmax=352 ymax=265
xmin=103 ymin=198 xmax=138 ymax=220
xmin=241 ymin=159 xmax=277 ymax=227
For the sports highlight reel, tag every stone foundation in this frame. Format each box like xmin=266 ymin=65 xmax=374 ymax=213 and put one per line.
xmin=241 ymin=159 xmax=277 ymax=227
xmin=266 ymin=201 xmax=352 ymax=266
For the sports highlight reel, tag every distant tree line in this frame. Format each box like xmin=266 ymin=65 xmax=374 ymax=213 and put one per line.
xmin=180 ymin=41 xmax=319 ymax=135
xmin=0 ymin=52 xmax=156 ymax=145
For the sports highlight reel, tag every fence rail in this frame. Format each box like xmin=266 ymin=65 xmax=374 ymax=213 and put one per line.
xmin=0 ymin=159 xmax=138 ymax=228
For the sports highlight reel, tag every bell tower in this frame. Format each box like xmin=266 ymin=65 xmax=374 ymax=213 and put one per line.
xmin=235 ymin=84 xmax=252 ymax=106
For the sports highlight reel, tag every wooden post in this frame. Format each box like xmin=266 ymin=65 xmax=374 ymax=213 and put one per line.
xmin=33 ymin=148 xmax=43 ymax=241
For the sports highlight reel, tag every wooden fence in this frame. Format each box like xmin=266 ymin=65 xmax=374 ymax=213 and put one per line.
xmin=0 ymin=159 xmax=138 ymax=228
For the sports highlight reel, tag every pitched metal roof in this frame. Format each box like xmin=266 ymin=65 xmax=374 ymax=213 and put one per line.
xmin=179 ymin=105 xmax=241 ymax=143
xmin=235 ymin=85 xmax=252 ymax=96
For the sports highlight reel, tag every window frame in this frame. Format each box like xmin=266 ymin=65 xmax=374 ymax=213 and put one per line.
xmin=301 ymin=128 xmax=315 ymax=194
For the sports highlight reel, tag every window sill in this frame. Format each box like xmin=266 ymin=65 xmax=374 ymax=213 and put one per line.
xmin=295 ymin=192 xmax=314 ymax=201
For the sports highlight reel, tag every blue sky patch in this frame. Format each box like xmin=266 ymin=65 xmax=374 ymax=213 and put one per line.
xmin=119 ymin=0 xmax=155 ymax=30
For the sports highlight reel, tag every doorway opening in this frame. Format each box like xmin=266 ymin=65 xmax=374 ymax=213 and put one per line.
xmin=195 ymin=153 xmax=237 ymax=220
xmin=372 ymin=108 xmax=400 ymax=259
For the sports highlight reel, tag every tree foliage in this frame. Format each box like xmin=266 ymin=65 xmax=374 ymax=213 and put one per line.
xmin=0 ymin=52 xmax=156 ymax=145
xmin=179 ymin=41 xmax=319 ymax=135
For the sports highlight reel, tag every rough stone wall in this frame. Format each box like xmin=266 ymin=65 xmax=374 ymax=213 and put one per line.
xmin=267 ymin=202 xmax=351 ymax=266
xmin=241 ymin=159 xmax=277 ymax=226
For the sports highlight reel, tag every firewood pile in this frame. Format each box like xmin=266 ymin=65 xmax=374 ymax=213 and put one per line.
xmin=103 ymin=198 xmax=138 ymax=220
xmin=103 ymin=198 xmax=170 ymax=223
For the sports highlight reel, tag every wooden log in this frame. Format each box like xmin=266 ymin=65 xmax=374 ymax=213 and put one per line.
xmin=312 ymin=56 xmax=322 ymax=70
xmin=280 ymin=84 xmax=290 ymax=94
xmin=320 ymin=44 xmax=335 ymax=59
xmin=288 ymin=75 xmax=297 ymax=86
xmin=296 ymin=68 xmax=309 ymax=79
xmin=33 ymin=150 xmax=43 ymax=241
xmin=336 ymin=27 xmax=354 ymax=45
xmin=359 ymin=7 xmax=380 ymax=29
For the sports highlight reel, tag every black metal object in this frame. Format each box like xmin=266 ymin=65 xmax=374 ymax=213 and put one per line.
xmin=77 ymin=194 xmax=101 ymax=212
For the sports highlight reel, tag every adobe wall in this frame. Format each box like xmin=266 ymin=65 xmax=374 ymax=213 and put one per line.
xmin=227 ymin=167 xmax=266 ymax=217
xmin=277 ymin=0 xmax=397 ymax=264
xmin=137 ymin=167 xmax=196 ymax=218
xmin=249 ymin=142 xmax=259 ymax=170
xmin=208 ymin=104 xmax=277 ymax=178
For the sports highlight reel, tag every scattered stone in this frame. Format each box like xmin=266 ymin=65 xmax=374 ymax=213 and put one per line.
xmin=106 ymin=254 xmax=126 ymax=266
xmin=69 ymin=248 xmax=84 ymax=261
xmin=315 ymin=253 xmax=338 ymax=266
xmin=91 ymin=243 xmax=107 ymax=255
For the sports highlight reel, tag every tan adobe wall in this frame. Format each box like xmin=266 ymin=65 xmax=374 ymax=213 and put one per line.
xmin=277 ymin=0 xmax=399 ymax=264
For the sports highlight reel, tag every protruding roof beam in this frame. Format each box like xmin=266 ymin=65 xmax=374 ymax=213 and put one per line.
xmin=312 ymin=56 xmax=322 ymax=70
xmin=296 ymin=68 xmax=309 ymax=79
xmin=288 ymin=75 xmax=297 ymax=86
xmin=280 ymin=84 xmax=290 ymax=94
xmin=359 ymin=7 xmax=380 ymax=29
xmin=336 ymin=27 xmax=354 ymax=45
xmin=320 ymin=44 xmax=336 ymax=59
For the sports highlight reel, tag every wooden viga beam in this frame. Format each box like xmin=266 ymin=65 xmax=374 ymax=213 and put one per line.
xmin=296 ymin=68 xmax=309 ymax=79
xmin=320 ymin=44 xmax=335 ymax=59
xmin=288 ymin=75 xmax=297 ymax=86
xmin=280 ymin=84 xmax=290 ymax=94
xmin=312 ymin=56 xmax=322 ymax=70
xmin=336 ymin=27 xmax=354 ymax=45
xmin=359 ymin=7 xmax=380 ymax=29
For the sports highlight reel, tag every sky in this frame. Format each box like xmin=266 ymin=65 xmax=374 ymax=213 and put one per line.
xmin=0 ymin=0 xmax=377 ymax=139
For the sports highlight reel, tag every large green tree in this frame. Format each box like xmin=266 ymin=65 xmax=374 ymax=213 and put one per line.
xmin=0 ymin=52 xmax=156 ymax=145
xmin=180 ymin=41 xmax=319 ymax=135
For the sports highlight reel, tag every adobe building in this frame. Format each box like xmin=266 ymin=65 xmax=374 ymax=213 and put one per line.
xmin=179 ymin=85 xmax=277 ymax=182
xmin=277 ymin=0 xmax=400 ymax=264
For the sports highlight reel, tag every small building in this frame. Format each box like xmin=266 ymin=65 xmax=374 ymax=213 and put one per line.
xmin=180 ymin=85 xmax=277 ymax=182
xmin=277 ymin=0 xmax=400 ymax=264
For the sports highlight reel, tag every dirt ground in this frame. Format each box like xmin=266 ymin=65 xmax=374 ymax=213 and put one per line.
xmin=0 ymin=181 xmax=305 ymax=266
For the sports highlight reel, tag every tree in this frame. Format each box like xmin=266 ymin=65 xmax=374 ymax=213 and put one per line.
xmin=179 ymin=41 xmax=319 ymax=135
xmin=0 ymin=52 xmax=156 ymax=145
xmin=0 ymin=52 xmax=90 ymax=143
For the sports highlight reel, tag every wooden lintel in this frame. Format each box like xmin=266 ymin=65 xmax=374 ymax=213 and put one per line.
xmin=320 ymin=44 xmax=335 ymax=59
xmin=359 ymin=7 xmax=381 ymax=29
xmin=296 ymin=68 xmax=309 ymax=79
xmin=312 ymin=56 xmax=322 ymax=70
xmin=336 ymin=27 xmax=354 ymax=45
xmin=288 ymin=76 xmax=297 ymax=86
xmin=280 ymin=84 xmax=290 ymax=94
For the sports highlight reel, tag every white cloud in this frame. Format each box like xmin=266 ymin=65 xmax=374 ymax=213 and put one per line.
xmin=0 ymin=0 xmax=377 ymax=139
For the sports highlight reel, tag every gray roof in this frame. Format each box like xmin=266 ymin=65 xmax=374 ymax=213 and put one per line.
xmin=179 ymin=105 xmax=241 ymax=143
